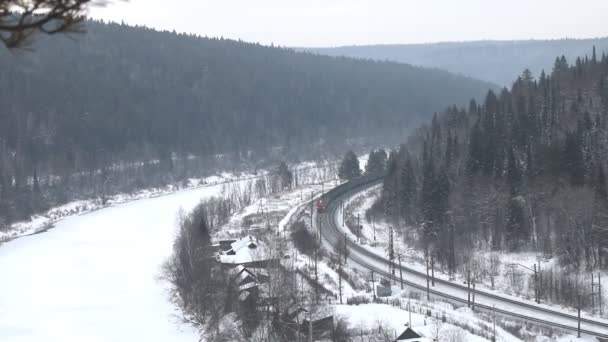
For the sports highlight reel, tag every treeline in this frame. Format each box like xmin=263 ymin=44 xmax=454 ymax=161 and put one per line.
xmin=376 ymin=48 xmax=608 ymax=272
xmin=0 ymin=20 xmax=493 ymax=226
xmin=304 ymin=38 xmax=608 ymax=86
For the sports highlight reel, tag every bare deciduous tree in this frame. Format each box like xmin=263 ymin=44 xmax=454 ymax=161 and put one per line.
xmin=0 ymin=0 xmax=106 ymax=48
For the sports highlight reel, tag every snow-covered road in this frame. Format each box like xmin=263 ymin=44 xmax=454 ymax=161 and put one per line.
xmin=0 ymin=183 xmax=233 ymax=342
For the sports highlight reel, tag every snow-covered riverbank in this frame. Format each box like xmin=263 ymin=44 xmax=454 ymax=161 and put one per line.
xmin=0 ymin=172 xmax=256 ymax=244
xmin=0 ymin=179 xmax=245 ymax=342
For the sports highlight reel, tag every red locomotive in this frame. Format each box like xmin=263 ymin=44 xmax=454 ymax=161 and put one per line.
xmin=316 ymin=198 xmax=327 ymax=213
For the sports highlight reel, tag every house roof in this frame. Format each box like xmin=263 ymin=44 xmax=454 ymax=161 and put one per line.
xmin=235 ymin=270 xmax=257 ymax=285
xmin=395 ymin=328 xmax=422 ymax=341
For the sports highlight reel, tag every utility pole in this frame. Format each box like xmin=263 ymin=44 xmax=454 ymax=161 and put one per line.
xmin=308 ymin=312 xmax=313 ymax=342
xmin=389 ymin=227 xmax=395 ymax=276
xmin=338 ymin=253 xmax=343 ymax=304
xmin=301 ymin=273 xmax=304 ymax=305
xmin=310 ymin=192 xmax=314 ymax=232
xmin=341 ymin=201 xmax=345 ymax=227
xmin=426 ymin=253 xmax=430 ymax=300
xmin=371 ymin=271 xmax=376 ymax=301
xmin=314 ymin=249 xmax=319 ymax=304
xmin=467 ymin=270 xmax=471 ymax=308
xmin=399 ymin=254 xmax=404 ymax=290
xmin=592 ymin=273 xmax=595 ymax=313
xmin=357 ymin=214 xmax=360 ymax=242
xmin=538 ymin=261 xmax=542 ymax=302
xmin=408 ymin=294 xmax=412 ymax=328
xmin=534 ymin=263 xmax=539 ymax=304
xmin=431 ymin=252 xmax=435 ymax=287
xmin=492 ymin=304 xmax=496 ymax=342
xmin=343 ymin=232 xmax=347 ymax=264
xmin=372 ymin=215 xmax=376 ymax=242
xmin=296 ymin=314 xmax=302 ymax=342
xmin=472 ymin=276 xmax=476 ymax=311
xmin=600 ymin=272 xmax=603 ymax=315
xmin=578 ymin=294 xmax=582 ymax=338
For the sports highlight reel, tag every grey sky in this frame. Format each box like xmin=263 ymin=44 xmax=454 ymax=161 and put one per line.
xmin=90 ymin=0 xmax=608 ymax=47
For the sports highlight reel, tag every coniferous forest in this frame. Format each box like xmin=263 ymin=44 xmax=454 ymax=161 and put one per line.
xmin=0 ymin=20 xmax=494 ymax=226
xmin=377 ymin=48 xmax=608 ymax=281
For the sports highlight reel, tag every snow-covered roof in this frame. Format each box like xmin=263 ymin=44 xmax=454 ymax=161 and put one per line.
xmin=218 ymin=235 xmax=269 ymax=264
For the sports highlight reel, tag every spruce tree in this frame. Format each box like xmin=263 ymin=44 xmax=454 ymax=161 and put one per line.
xmin=338 ymin=151 xmax=362 ymax=181
xmin=277 ymin=162 xmax=292 ymax=190
xmin=597 ymin=166 xmax=608 ymax=201
xmin=366 ymin=149 xmax=387 ymax=174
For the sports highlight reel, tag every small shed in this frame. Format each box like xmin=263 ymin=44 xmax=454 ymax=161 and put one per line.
xmin=374 ymin=282 xmax=392 ymax=297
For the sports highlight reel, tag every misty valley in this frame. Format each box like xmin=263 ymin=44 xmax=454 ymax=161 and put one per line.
xmin=1 ymin=2 xmax=608 ymax=342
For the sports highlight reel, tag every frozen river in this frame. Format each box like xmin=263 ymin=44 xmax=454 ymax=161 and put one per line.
xmin=0 ymin=184 xmax=229 ymax=342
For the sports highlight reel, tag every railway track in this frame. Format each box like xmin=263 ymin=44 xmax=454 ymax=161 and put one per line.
xmin=316 ymin=174 xmax=608 ymax=338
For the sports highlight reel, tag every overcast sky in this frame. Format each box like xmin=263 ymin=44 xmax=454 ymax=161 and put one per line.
xmin=90 ymin=0 xmax=608 ymax=47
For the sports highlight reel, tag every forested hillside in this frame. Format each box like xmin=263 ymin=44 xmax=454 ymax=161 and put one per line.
xmin=377 ymin=48 xmax=608 ymax=276
xmin=0 ymin=20 xmax=493 ymax=226
xmin=305 ymin=38 xmax=608 ymax=86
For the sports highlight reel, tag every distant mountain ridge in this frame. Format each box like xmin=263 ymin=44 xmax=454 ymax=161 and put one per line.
xmin=302 ymin=38 xmax=608 ymax=86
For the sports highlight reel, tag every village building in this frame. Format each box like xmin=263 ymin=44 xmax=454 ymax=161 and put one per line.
xmin=217 ymin=235 xmax=279 ymax=267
